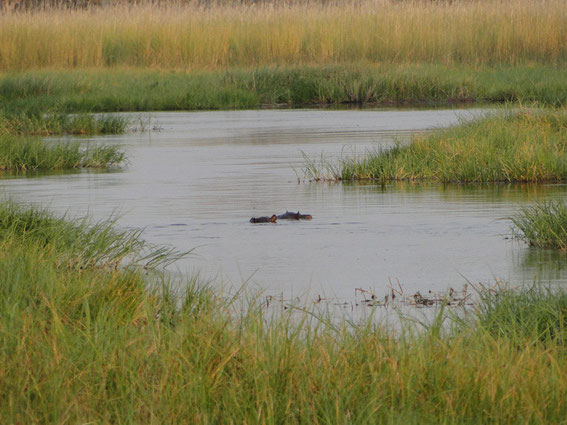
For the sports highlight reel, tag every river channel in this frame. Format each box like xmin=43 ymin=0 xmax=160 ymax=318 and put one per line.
xmin=2 ymin=108 xmax=567 ymax=304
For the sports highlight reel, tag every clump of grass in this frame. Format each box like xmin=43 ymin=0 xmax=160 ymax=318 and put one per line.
xmin=0 ymin=109 xmax=128 ymax=136
xmin=341 ymin=108 xmax=567 ymax=183
xmin=0 ymin=134 xmax=125 ymax=171
xmin=511 ymin=201 xmax=567 ymax=250
xmin=1 ymin=202 xmax=567 ymax=423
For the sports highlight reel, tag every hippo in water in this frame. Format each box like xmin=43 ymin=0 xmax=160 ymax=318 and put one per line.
xmin=277 ymin=211 xmax=313 ymax=220
xmin=250 ymin=214 xmax=278 ymax=223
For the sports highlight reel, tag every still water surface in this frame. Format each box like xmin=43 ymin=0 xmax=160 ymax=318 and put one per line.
xmin=2 ymin=109 xmax=567 ymax=302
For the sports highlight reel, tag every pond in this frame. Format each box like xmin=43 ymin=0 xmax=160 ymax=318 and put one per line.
xmin=3 ymin=108 xmax=567 ymax=304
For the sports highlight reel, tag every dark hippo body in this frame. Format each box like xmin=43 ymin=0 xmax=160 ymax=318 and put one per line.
xmin=250 ymin=214 xmax=277 ymax=223
xmin=277 ymin=211 xmax=313 ymax=220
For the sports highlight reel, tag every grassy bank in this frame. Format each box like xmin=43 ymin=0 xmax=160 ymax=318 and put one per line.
xmin=338 ymin=108 xmax=567 ymax=183
xmin=1 ymin=0 xmax=566 ymax=70
xmin=1 ymin=65 xmax=567 ymax=111
xmin=1 ymin=203 xmax=566 ymax=423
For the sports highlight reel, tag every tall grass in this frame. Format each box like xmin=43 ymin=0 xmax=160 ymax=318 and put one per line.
xmin=0 ymin=109 xmax=128 ymax=136
xmin=2 ymin=65 xmax=566 ymax=111
xmin=0 ymin=92 xmax=128 ymax=170
xmin=473 ymin=283 xmax=567 ymax=344
xmin=1 ymin=202 xmax=566 ymax=423
xmin=0 ymin=202 xmax=182 ymax=268
xmin=341 ymin=108 xmax=567 ymax=183
xmin=0 ymin=0 xmax=566 ymax=71
xmin=511 ymin=201 xmax=567 ymax=250
xmin=0 ymin=134 xmax=125 ymax=170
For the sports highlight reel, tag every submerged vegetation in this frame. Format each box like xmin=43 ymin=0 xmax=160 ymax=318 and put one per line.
xmin=1 ymin=203 xmax=567 ymax=423
xmin=339 ymin=108 xmax=567 ymax=183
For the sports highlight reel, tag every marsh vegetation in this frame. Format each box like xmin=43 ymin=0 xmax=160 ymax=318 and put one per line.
xmin=2 ymin=0 xmax=567 ymax=422
xmin=337 ymin=108 xmax=567 ymax=183
xmin=1 ymin=203 xmax=566 ymax=424
xmin=1 ymin=0 xmax=566 ymax=69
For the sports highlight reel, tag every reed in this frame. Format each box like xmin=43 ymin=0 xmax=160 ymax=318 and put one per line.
xmin=340 ymin=108 xmax=567 ymax=183
xmin=1 ymin=203 xmax=566 ymax=423
xmin=0 ymin=0 xmax=566 ymax=70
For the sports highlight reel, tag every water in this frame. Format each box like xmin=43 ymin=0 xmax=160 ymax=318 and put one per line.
xmin=3 ymin=108 xmax=567 ymax=304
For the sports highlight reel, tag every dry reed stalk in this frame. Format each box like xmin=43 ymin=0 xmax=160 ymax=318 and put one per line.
xmin=0 ymin=0 xmax=565 ymax=70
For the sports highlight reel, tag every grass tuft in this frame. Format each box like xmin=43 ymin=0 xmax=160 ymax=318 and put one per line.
xmin=511 ymin=201 xmax=567 ymax=250
xmin=0 ymin=135 xmax=125 ymax=171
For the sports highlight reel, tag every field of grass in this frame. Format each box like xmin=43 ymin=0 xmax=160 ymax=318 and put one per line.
xmin=1 ymin=0 xmax=566 ymax=70
xmin=337 ymin=108 xmax=567 ymax=183
xmin=1 ymin=202 xmax=566 ymax=424
xmin=1 ymin=64 xmax=567 ymax=111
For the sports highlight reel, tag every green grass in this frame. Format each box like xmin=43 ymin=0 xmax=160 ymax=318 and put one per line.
xmin=339 ymin=108 xmax=567 ymax=183
xmin=0 ymin=135 xmax=125 ymax=171
xmin=0 ymin=108 xmax=128 ymax=136
xmin=473 ymin=283 xmax=567 ymax=345
xmin=1 ymin=65 xmax=567 ymax=112
xmin=0 ymin=86 xmax=128 ymax=171
xmin=0 ymin=203 xmax=566 ymax=424
xmin=511 ymin=201 xmax=567 ymax=250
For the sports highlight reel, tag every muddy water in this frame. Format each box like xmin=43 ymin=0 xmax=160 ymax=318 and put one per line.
xmin=2 ymin=109 xmax=567 ymax=303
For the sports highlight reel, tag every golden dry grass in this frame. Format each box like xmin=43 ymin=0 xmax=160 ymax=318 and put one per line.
xmin=0 ymin=0 xmax=566 ymax=70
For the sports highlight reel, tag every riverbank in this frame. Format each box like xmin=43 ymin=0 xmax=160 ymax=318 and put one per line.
xmin=1 ymin=203 xmax=566 ymax=424
xmin=1 ymin=65 xmax=566 ymax=111
xmin=338 ymin=108 xmax=567 ymax=183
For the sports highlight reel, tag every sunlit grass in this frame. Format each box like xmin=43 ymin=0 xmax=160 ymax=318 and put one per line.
xmin=340 ymin=108 xmax=567 ymax=183
xmin=0 ymin=0 xmax=565 ymax=71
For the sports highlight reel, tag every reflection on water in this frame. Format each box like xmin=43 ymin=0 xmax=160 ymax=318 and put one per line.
xmin=1 ymin=108 xmax=566 ymax=301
